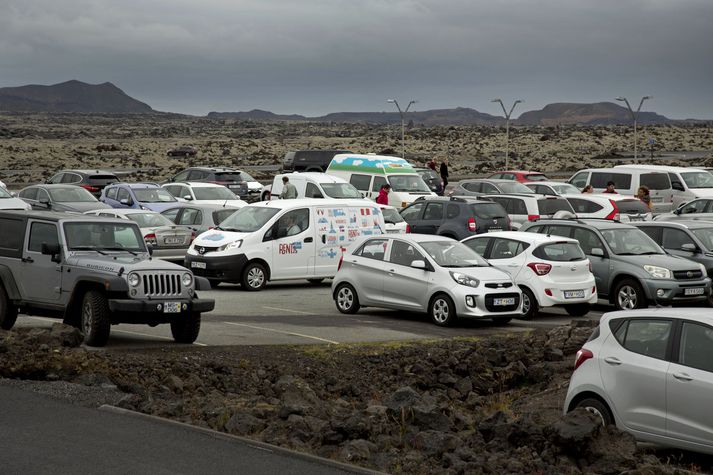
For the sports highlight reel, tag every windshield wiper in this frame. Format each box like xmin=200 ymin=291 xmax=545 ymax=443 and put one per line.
xmin=70 ymin=246 xmax=107 ymax=255
xmin=101 ymin=247 xmax=138 ymax=255
xmin=617 ymin=251 xmax=661 ymax=256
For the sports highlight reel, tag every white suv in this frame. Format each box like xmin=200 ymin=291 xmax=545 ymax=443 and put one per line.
xmin=563 ymin=194 xmax=652 ymax=222
xmin=462 ymin=231 xmax=596 ymax=319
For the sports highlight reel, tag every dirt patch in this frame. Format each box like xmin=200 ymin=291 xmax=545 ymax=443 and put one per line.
xmin=0 ymin=322 xmax=708 ymax=474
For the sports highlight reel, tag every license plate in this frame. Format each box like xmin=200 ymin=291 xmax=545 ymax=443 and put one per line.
xmin=685 ymin=287 xmax=705 ymax=296
xmin=652 ymin=197 xmax=662 ymax=202
xmin=493 ymin=297 xmax=515 ymax=306
xmin=191 ymin=261 xmax=207 ymax=269
xmin=163 ymin=302 xmax=181 ymax=313
xmin=164 ymin=237 xmax=183 ymax=244
xmin=487 ymin=228 xmax=502 ymax=233
xmin=564 ymin=290 xmax=586 ymax=299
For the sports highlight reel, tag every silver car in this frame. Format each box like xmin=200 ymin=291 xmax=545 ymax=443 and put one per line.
xmin=565 ymin=309 xmax=713 ymax=455
xmin=331 ymin=234 xmax=522 ymax=326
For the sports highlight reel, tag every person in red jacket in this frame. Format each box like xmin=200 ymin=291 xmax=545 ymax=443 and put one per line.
xmin=376 ymin=184 xmax=391 ymax=205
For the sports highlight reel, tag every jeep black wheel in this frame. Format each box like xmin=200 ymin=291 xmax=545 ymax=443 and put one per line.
xmin=81 ymin=290 xmax=111 ymax=347
xmin=241 ymin=262 xmax=268 ymax=291
xmin=0 ymin=284 xmax=18 ymax=330
xmin=171 ymin=313 xmax=201 ymax=344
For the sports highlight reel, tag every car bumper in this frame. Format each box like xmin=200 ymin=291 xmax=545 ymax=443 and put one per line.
xmin=184 ymin=253 xmax=248 ymax=282
xmin=452 ymin=288 xmax=523 ymax=319
xmin=108 ymin=297 xmax=215 ymax=317
xmin=533 ymin=279 xmax=598 ymax=307
xmin=641 ymin=277 xmax=711 ymax=303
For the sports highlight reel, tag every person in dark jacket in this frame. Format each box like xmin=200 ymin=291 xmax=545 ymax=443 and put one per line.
xmin=440 ymin=159 xmax=449 ymax=188
xmin=427 ymin=159 xmax=437 ymax=171
xmin=376 ymin=184 xmax=391 ymax=205
xmin=603 ymin=181 xmax=617 ymax=194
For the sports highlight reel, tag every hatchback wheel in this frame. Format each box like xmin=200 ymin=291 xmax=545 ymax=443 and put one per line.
xmin=614 ymin=279 xmax=646 ymax=310
xmin=335 ymin=284 xmax=360 ymax=314
xmin=574 ymin=398 xmax=614 ymax=426
xmin=430 ymin=294 xmax=456 ymax=327
xmin=520 ymin=287 xmax=538 ymax=320
xmin=242 ymin=263 xmax=267 ymax=291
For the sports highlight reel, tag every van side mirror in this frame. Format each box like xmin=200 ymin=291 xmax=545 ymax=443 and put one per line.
xmin=591 ymin=248 xmax=605 ymax=257
xmin=681 ymin=243 xmax=698 ymax=253
xmin=41 ymin=242 xmax=61 ymax=263
xmin=410 ymin=260 xmax=427 ymax=270
xmin=672 ymin=182 xmax=685 ymax=191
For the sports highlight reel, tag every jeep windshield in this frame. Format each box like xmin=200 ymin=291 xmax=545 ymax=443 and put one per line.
xmin=600 ymin=228 xmax=663 ymax=256
xmin=216 ymin=207 xmax=280 ymax=232
xmin=321 ymin=183 xmax=361 ymax=199
xmin=64 ymin=222 xmax=147 ymax=252
xmin=388 ymin=175 xmax=431 ymax=193
xmin=420 ymin=241 xmax=489 ymax=268
xmin=133 ymin=188 xmax=176 ymax=203
xmin=49 ymin=188 xmax=97 ymax=202
xmin=193 ymin=187 xmax=238 ymax=200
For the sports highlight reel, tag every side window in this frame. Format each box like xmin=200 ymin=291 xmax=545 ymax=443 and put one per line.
xmin=106 ymin=187 xmax=118 ymax=200
xmin=400 ymin=202 xmax=425 ymax=221
xmin=526 ymin=225 xmax=544 ymax=234
xmin=567 ymin=198 xmax=603 ymax=214
xmin=511 ymin=199 xmax=527 ymax=215
xmin=464 ymin=237 xmax=490 ymax=256
xmin=669 ymin=172 xmax=684 ymax=191
xmin=569 ymin=171 xmax=589 ymax=189
xmin=305 ymin=183 xmax=324 ymax=198
xmin=680 ymin=200 xmax=708 ymax=214
xmin=481 ymin=183 xmax=499 ymax=193
xmin=618 ymin=319 xmax=672 ymax=360
xmin=187 ymin=170 xmax=208 ymax=180
xmin=356 ymin=238 xmax=388 ymax=261
xmin=423 ymin=203 xmax=444 ymax=221
xmin=61 ymin=173 xmax=80 ymax=184
xmin=173 ymin=171 xmax=190 ymax=182
xmin=463 ymin=182 xmax=481 ymax=193
xmin=48 ymin=173 xmax=63 ymax=184
xmin=446 ymin=204 xmax=460 ymax=219
xmin=546 ymin=225 xmax=572 ymax=238
xmin=117 ymin=188 xmax=130 ymax=202
xmin=28 ymin=222 xmax=59 ymax=253
xmin=177 ymin=186 xmax=191 ymax=199
xmin=662 ymin=228 xmax=695 ymax=250
xmin=501 ymin=173 xmax=515 ymax=180
xmin=389 ymin=240 xmax=424 ymax=267
xmin=20 ymin=188 xmax=39 ymax=201
xmin=489 ymin=197 xmax=509 ymax=211
xmin=178 ymin=208 xmax=202 ymax=225
xmin=638 ymin=226 xmax=662 ymax=243
xmin=0 ymin=217 xmax=25 ymax=254
xmin=37 ymin=189 xmax=50 ymax=203
xmin=679 ymin=322 xmax=713 ymax=372
xmin=572 ymin=228 xmax=603 ymax=255
xmin=349 ymin=174 xmax=372 ymax=191
xmin=489 ymin=239 xmax=527 ymax=259
xmin=276 ymin=208 xmax=310 ymax=238
xmin=372 ymin=176 xmax=387 ymax=192
xmin=161 ymin=208 xmax=181 ymax=223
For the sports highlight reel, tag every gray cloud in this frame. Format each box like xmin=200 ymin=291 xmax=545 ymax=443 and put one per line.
xmin=0 ymin=0 xmax=711 ymax=118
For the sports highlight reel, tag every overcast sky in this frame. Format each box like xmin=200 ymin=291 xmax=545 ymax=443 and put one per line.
xmin=0 ymin=0 xmax=711 ymax=118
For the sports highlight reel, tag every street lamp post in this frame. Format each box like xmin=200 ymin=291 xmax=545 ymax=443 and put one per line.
xmin=387 ymin=99 xmax=417 ymax=158
xmin=491 ymin=98 xmax=523 ymax=169
xmin=615 ymin=96 xmax=653 ymax=160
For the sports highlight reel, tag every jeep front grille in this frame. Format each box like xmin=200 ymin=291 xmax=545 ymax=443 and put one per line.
xmin=142 ymin=273 xmax=182 ymax=297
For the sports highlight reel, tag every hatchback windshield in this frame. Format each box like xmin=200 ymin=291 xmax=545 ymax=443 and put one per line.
xmin=499 ymin=182 xmax=534 ymax=194
xmin=127 ymin=213 xmax=174 ymax=228
xmin=218 ymin=207 xmax=280 ymax=232
xmin=419 ymin=241 xmax=489 ymax=268
xmin=49 ymin=187 xmax=97 ymax=202
xmin=381 ymin=208 xmax=404 ymax=224
xmin=322 ymin=183 xmax=361 ymax=198
xmin=134 ymin=188 xmax=176 ymax=203
xmin=691 ymin=228 xmax=713 ymax=250
xmin=388 ymin=175 xmax=431 ymax=193
xmin=681 ymin=171 xmax=713 ymax=189
xmin=551 ymin=183 xmax=580 ymax=195
xmin=193 ymin=187 xmax=238 ymax=201
xmin=64 ymin=222 xmax=146 ymax=252
xmin=600 ymin=228 xmax=663 ymax=255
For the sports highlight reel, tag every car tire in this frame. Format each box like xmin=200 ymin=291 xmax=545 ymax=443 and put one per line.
xmin=241 ymin=262 xmax=268 ymax=291
xmin=613 ymin=279 xmax=646 ymax=310
xmin=81 ymin=290 xmax=111 ymax=347
xmin=0 ymin=284 xmax=18 ymax=330
xmin=335 ymin=283 xmax=360 ymax=314
xmin=208 ymin=279 xmax=221 ymax=288
xmin=307 ymin=278 xmax=324 ymax=285
xmin=573 ymin=397 xmax=614 ymax=426
xmin=565 ymin=303 xmax=591 ymax=317
xmin=429 ymin=294 xmax=457 ymax=327
xmin=171 ymin=313 xmax=201 ymax=344
xmin=520 ymin=287 xmax=538 ymax=320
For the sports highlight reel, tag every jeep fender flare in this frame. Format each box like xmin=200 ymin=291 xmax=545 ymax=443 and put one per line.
xmin=63 ymin=276 xmax=129 ymax=325
xmin=0 ymin=264 xmax=21 ymax=301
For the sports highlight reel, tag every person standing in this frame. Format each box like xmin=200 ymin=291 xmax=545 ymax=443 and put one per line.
xmin=376 ymin=184 xmax=391 ymax=205
xmin=637 ymin=186 xmax=652 ymax=210
xmin=427 ymin=159 xmax=437 ymax=171
xmin=280 ymin=176 xmax=298 ymax=199
xmin=440 ymin=158 xmax=449 ymax=188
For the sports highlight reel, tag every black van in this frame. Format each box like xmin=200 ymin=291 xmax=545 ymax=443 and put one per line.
xmin=283 ymin=150 xmax=352 ymax=172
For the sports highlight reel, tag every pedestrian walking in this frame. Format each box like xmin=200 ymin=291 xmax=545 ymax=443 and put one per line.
xmin=280 ymin=176 xmax=298 ymax=199
xmin=376 ymin=184 xmax=391 ymax=205
xmin=440 ymin=159 xmax=449 ymax=188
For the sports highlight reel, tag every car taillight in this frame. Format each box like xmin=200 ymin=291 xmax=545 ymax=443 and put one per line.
xmin=527 ymin=214 xmax=540 ymax=221
xmin=406 ymin=224 xmax=411 ymax=233
xmin=605 ymin=200 xmax=619 ymax=220
xmin=144 ymin=233 xmax=157 ymax=245
xmin=574 ymin=348 xmax=594 ymax=370
xmin=527 ymin=262 xmax=552 ymax=276
xmin=468 ymin=217 xmax=477 ymax=232
xmin=592 ymin=285 xmax=596 ymax=294
xmin=81 ymin=184 xmax=99 ymax=192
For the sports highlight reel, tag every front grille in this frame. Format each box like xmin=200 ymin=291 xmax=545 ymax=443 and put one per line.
xmin=195 ymin=245 xmax=220 ymax=255
xmin=484 ymin=282 xmax=513 ymax=289
xmin=142 ymin=273 xmax=182 ymax=297
xmin=674 ymin=270 xmax=703 ymax=280
xmin=484 ymin=293 xmax=520 ymax=312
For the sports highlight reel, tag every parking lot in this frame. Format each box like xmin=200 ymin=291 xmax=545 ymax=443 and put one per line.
xmin=17 ymin=280 xmax=608 ymax=349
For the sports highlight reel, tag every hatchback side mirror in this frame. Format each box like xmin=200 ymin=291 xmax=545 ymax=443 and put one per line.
xmin=120 ymin=198 xmax=133 ymax=206
xmin=183 ymin=195 xmax=193 ymax=201
xmin=410 ymin=260 xmax=427 ymax=270
xmin=39 ymin=197 xmax=50 ymax=207
xmin=591 ymin=248 xmax=605 ymax=257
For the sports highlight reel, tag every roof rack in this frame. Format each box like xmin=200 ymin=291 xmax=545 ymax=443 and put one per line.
xmin=528 ymin=216 xmax=622 ymax=225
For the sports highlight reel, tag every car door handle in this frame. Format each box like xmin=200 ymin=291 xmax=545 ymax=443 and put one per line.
xmin=673 ymin=373 xmax=693 ymax=382
xmin=507 ymin=264 xmax=519 ymax=267
xmin=304 ymin=237 xmax=313 ymax=243
xmin=21 ymin=256 xmax=34 ymax=263
xmin=604 ymin=357 xmax=622 ymax=366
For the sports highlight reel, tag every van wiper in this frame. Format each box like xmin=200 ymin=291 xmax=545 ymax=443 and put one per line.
xmin=71 ymin=246 xmax=107 ymax=255
xmin=102 ymin=247 xmax=138 ymax=256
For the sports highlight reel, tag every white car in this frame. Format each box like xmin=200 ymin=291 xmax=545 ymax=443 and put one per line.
xmin=563 ymin=194 xmax=652 ymax=222
xmin=565 ymin=309 xmax=713 ymax=455
xmin=378 ymin=204 xmax=408 ymax=233
xmin=524 ymin=181 xmax=581 ymax=196
xmin=162 ymin=182 xmax=246 ymax=208
xmin=0 ymin=186 xmax=31 ymax=210
xmin=462 ymin=231 xmax=596 ymax=319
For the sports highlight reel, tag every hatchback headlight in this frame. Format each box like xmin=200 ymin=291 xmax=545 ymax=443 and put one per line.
xmin=643 ymin=265 xmax=671 ymax=279
xmin=219 ymin=239 xmax=243 ymax=252
xmin=128 ymin=272 xmax=140 ymax=287
xmin=450 ymin=271 xmax=480 ymax=288
xmin=181 ymin=273 xmax=193 ymax=287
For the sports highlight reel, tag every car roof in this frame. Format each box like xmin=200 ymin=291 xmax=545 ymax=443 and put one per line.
xmin=28 ymin=184 xmax=84 ymax=189
xmin=161 ymin=203 xmax=239 ymax=211
xmin=0 ymin=209 xmax=127 ymax=223
xmin=392 ymin=233 xmax=460 ymax=244
xmin=634 ymin=220 xmax=713 ymax=230
xmin=484 ymin=193 xmax=551 ymax=199
xmin=612 ymin=164 xmax=703 ymax=173
xmin=463 ymin=178 xmax=515 ymax=184
xmin=184 ymin=166 xmax=238 ymax=172
xmin=171 ymin=182 xmax=227 ymax=188
xmin=525 ymin=181 xmax=574 ymax=187
xmin=602 ymin=307 xmax=713 ymax=324
xmin=57 ymin=169 xmax=117 ymax=175
xmin=562 ymin=193 xmax=639 ymax=202
xmin=495 ymin=170 xmax=544 ymax=174
xmin=466 ymin=230 xmax=575 ymax=244
xmin=245 ymin=198 xmax=377 ymax=210
xmin=95 ymin=208 xmax=158 ymax=216
xmin=528 ymin=218 xmax=634 ymax=230
xmin=579 ymin=167 xmax=668 ymax=175
xmin=280 ymin=172 xmax=347 ymax=183
xmin=416 ymin=196 xmax=491 ymax=204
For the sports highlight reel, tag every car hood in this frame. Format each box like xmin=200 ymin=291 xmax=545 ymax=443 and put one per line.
xmin=445 ymin=265 xmax=513 ymax=282
xmin=53 ymin=201 xmax=111 ymax=212
xmin=141 ymin=202 xmax=180 ymax=212
xmin=615 ymin=253 xmax=703 ymax=270
xmin=690 ymin=189 xmax=713 ymax=197
xmin=65 ymin=253 xmax=186 ymax=275
xmin=0 ymin=198 xmax=31 ymax=210
xmin=246 ymin=182 xmax=263 ymax=191
xmin=193 ymin=229 xmax=249 ymax=246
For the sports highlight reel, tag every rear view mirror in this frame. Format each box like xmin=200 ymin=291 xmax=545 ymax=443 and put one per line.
xmin=410 ymin=260 xmax=427 ymax=269
xmin=681 ymin=243 xmax=698 ymax=253
xmin=591 ymin=248 xmax=605 ymax=257
xmin=183 ymin=195 xmax=193 ymax=201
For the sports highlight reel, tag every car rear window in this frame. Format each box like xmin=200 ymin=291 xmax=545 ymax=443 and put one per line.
xmin=538 ymin=198 xmax=573 ymax=215
xmin=591 ymin=173 xmax=632 ymax=189
xmin=87 ymin=174 xmax=119 ymax=185
xmin=381 ymin=208 xmax=404 ymax=224
xmin=470 ymin=203 xmax=507 ymax=219
xmin=616 ymin=199 xmax=650 ymax=214
xmin=526 ymin=173 xmax=547 ymax=181
xmin=532 ymin=242 xmax=585 ymax=261
xmin=214 ymin=172 xmax=245 ymax=182
xmin=640 ymin=173 xmax=671 ymax=190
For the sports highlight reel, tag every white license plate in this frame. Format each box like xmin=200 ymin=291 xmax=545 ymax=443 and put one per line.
xmin=191 ymin=261 xmax=207 ymax=269
xmin=493 ymin=297 xmax=515 ymax=306
xmin=164 ymin=237 xmax=183 ymax=244
xmin=652 ymin=197 xmax=662 ymax=202
xmin=487 ymin=228 xmax=502 ymax=233
xmin=564 ymin=290 xmax=586 ymax=299
xmin=685 ymin=287 xmax=705 ymax=296
xmin=163 ymin=302 xmax=181 ymax=313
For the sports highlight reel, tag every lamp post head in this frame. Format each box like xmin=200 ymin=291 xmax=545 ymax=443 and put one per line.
xmin=386 ymin=99 xmax=396 ymax=103
xmin=491 ymin=98 xmax=502 ymax=103
xmin=615 ymin=96 xmax=626 ymax=102
xmin=643 ymin=95 xmax=652 ymax=100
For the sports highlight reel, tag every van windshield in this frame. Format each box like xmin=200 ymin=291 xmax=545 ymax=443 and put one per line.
xmin=217 ymin=207 xmax=280 ymax=232
xmin=681 ymin=172 xmax=713 ymax=189
xmin=322 ymin=183 xmax=361 ymax=198
xmin=388 ymin=175 xmax=431 ymax=193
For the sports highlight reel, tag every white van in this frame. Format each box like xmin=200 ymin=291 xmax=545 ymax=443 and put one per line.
xmin=613 ymin=164 xmax=713 ymax=208
xmin=567 ymin=167 xmax=673 ymax=213
xmin=326 ymin=154 xmax=435 ymax=208
xmin=185 ymin=199 xmax=386 ymax=290
xmin=265 ymin=172 xmax=362 ymax=200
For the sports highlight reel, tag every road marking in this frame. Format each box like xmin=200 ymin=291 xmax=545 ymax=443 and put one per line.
xmin=261 ymin=306 xmax=313 ymax=315
xmin=224 ymin=322 xmax=339 ymax=344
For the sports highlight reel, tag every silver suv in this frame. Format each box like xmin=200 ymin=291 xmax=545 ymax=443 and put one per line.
xmin=0 ymin=210 xmax=214 ymax=346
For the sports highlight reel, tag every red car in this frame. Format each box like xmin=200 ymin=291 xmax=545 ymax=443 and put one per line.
xmin=488 ymin=170 xmax=548 ymax=183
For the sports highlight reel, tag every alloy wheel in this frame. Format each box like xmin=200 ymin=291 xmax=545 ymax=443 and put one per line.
xmin=337 ymin=287 xmax=354 ymax=311
xmin=432 ymin=298 xmax=450 ymax=324
xmin=617 ymin=285 xmax=637 ymax=309
xmin=247 ymin=267 xmax=265 ymax=288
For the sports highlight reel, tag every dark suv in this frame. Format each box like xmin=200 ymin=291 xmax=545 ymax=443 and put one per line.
xmin=46 ymin=169 xmax=119 ymax=198
xmin=283 ymin=150 xmax=352 ymax=172
xmin=166 ymin=167 xmax=262 ymax=202
xmin=400 ymin=196 xmax=510 ymax=239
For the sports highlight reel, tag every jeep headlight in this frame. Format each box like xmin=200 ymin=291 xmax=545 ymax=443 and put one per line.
xmin=128 ymin=272 xmax=140 ymax=287
xmin=182 ymin=273 xmax=193 ymax=287
xmin=219 ymin=239 xmax=243 ymax=252
xmin=450 ymin=271 xmax=479 ymax=288
xmin=643 ymin=265 xmax=671 ymax=279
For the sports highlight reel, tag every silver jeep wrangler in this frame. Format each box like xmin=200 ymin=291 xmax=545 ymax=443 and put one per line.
xmin=0 ymin=210 xmax=215 ymax=346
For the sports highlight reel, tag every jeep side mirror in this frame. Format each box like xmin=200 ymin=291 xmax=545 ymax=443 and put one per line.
xmin=681 ymin=243 xmax=698 ymax=253
xmin=410 ymin=260 xmax=427 ymax=270
xmin=146 ymin=243 xmax=154 ymax=256
xmin=41 ymin=242 xmax=61 ymax=263
xmin=591 ymin=248 xmax=605 ymax=257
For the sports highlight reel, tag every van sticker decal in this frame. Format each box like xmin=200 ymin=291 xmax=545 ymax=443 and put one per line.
xmin=328 ymin=156 xmax=416 ymax=174
xmin=279 ymin=242 xmax=302 ymax=254
xmin=319 ymin=248 xmax=338 ymax=259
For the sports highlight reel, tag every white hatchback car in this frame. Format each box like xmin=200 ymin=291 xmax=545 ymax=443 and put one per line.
xmin=378 ymin=204 xmax=408 ymax=233
xmin=462 ymin=231 xmax=596 ymax=319
xmin=332 ymin=234 xmax=522 ymax=326
xmin=162 ymin=182 xmax=245 ymax=208
xmin=565 ymin=309 xmax=713 ymax=455
xmin=563 ymin=194 xmax=652 ymax=223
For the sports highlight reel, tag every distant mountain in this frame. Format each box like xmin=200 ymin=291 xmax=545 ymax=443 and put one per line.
xmin=516 ymin=102 xmax=672 ymax=125
xmin=0 ymin=80 xmax=153 ymax=113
